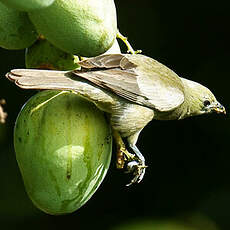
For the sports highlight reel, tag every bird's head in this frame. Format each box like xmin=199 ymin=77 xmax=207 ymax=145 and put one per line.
xmin=181 ymin=78 xmax=226 ymax=117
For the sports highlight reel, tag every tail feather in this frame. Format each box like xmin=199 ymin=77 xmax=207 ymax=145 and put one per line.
xmin=5 ymin=69 xmax=115 ymax=109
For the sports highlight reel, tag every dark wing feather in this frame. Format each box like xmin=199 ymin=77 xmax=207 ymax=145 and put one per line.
xmin=74 ymin=54 xmax=185 ymax=111
xmin=79 ymin=54 xmax=137 ymax=69
xmin=73 ymin=68 xmax=147 ymax=103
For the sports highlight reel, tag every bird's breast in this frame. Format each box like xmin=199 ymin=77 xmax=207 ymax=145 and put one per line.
xmin=109 ymin=102 xmax=154 ymax=138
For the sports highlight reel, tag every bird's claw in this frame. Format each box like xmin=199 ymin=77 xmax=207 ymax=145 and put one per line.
xmin=117 ymin=148 xmax=146 ymax=186
xmin=112 ymin=129 xmax=146 ymax=186
xmin=117 ymin=146 xmax=146 ymax=186
xmin=116 ymin=147 xmax=135 ymax=169
xmin=125 ymin=160 xmax=147 ymax=186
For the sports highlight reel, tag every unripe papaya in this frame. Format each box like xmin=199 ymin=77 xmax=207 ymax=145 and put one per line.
xmin=28 ymin=0 xmax=117 ymax=57
xmin=0 ymin=2 xmax=38 ymax=50
xmin=25 ymin=38 xmax=80 ymax=70
xmin=0 ymin=0 xmax=55 ymax=11
xmin=14 ymin=90 xmax=112 ymax=215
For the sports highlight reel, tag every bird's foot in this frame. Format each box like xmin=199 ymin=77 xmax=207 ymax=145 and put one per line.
xmin=116 ymin=30 xmax=142 ymax=55
xmin=112 ymin=129 xmax=146 ymax=185
xmin=125 ymin=160 xmax=147 ymax=186
xmin=118 ymin=147 xmax=147 ymax=186
xmin=117 ymin=145 xmax=147 ymax=186
xmin=116 ymin=146 xmax=135 ymax=169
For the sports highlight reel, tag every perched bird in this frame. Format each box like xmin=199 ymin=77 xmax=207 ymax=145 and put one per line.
xmin=6 ymin=54 xmax=226 ymax=185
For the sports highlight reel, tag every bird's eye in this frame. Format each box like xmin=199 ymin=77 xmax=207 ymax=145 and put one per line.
xmin=203 ymin=100 xmax=211 ymax=107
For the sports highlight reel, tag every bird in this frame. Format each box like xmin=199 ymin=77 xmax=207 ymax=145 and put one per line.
xmin=6 ymin=53 xmax=226 ymax=186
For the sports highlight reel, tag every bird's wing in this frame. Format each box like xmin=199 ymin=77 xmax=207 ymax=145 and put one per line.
xmin=6 ymin=54 xmax=185 ymax=112
xmin=74 ymin=54 xmax=185 ymax=111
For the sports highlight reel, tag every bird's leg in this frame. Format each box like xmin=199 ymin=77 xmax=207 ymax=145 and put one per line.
xmin=126 ymin=144 xmax=147 ymax=186
xmin=112 ymin=129 xmax=147 ymax=186
xmin=116 ymin=30 xmax=142 ymax=54
xmin=126 ymin=132 xmax=147 ymax=186
xmin=112 ymin=129 xmax=135 ymax=169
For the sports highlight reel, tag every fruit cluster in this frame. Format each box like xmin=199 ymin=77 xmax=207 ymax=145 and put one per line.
xmin=0 ymin=0 xmax=118 ymax=70
xmin=1 ymin=0 xmax=118 ymax=214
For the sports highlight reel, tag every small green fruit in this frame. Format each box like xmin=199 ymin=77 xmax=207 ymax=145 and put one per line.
xmin=26 ymin=38 xmax=80 ymax=70
xmin=0 ymin=0 xmax=55 ymax=11
xmin=0 ymin=2 xmax=38 ymax=50
xmin=14 ymin=90 xmax=112 ymax=215
xmin=29 ymin=0 xmax=117 ymax=57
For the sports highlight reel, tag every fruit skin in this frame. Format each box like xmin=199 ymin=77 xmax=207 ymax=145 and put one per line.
xmin=25 ymin=38 xmax=80 ymax=70
xmin=0 ymin=2 xmax=38 ymax=50
xmin=0 ymin=0 xmax=55 ymax=11
xmin=14 ymin=90 xmax=112 ymax=215
xmin=28 ymin=0 xmax=117 ymax=57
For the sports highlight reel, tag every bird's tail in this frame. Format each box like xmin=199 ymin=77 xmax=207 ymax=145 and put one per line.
xmin=6 ymin=69 xmax=115 ymax=110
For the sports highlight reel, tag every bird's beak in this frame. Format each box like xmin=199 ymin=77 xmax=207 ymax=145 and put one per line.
xmin=209 ymin=102 xmax=226 ymax=114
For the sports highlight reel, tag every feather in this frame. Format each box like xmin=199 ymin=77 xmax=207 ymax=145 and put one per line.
xmin=6 ymin=54 xmax=185 ymax=112
xmin=73 ymin=54 xmax=185 ymax=111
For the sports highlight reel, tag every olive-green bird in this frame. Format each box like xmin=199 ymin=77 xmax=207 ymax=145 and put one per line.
xmin=6 ymin=54 xmax=226 ymax=185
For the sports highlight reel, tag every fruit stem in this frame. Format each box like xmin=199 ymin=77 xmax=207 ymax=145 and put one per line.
xmin=116 ymin=31 xmax=142 ymax=54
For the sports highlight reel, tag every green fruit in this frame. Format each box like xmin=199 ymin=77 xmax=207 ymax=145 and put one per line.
xmin=14 ymin=90 xmax=112 ymax=215
xmin=111 ymin=215 xmax=218 ymax=230
xmin=111 ymin=220 xmax=197 ymax=230
xmin=26 ymin=38 xmax=80 ymax=70
xmin=29 ymin=0 xmax=117 ymax=57
xmin=0 ymin=2 xmax=38 ymax=50
xmin=0 ymin=0 xmax=55 ymax=11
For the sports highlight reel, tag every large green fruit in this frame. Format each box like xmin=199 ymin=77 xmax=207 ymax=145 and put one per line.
xmin=0 ymin=2 xmax=38 ymax=50
xmin=28 ymin=0 xmax=117 ymax=57
xmin=14 ymin=90 xmax=112 ymax=215
xmin=111 ymin=216 xmax=219 ymax=230
xmin=0 ymin=0 xmax=55 ymax=11
xmin=25 ymin=38 xmax=80 ymax=70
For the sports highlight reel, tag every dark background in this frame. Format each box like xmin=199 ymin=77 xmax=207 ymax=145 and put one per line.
xmin=0 ymin=1 xmax=230 ymax=229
